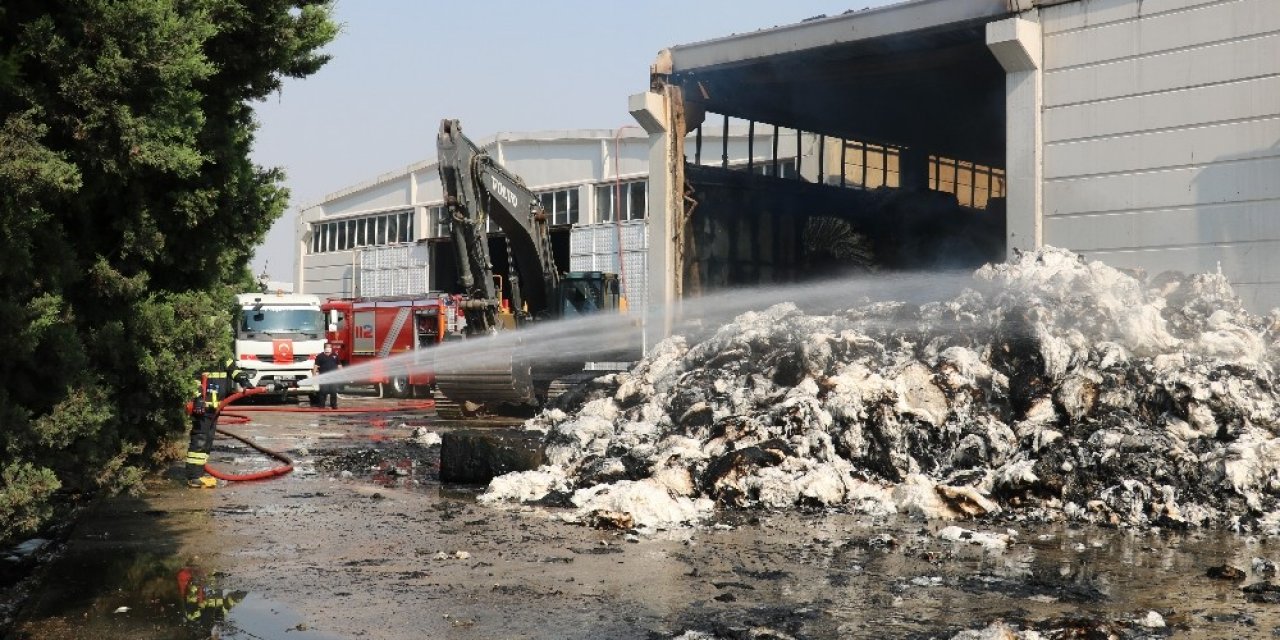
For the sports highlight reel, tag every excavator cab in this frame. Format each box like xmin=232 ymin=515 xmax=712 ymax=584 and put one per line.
xmin=557 ymin=272 xmax=621 ymax=318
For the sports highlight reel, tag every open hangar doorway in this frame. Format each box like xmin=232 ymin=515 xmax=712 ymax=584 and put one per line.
xmin=664 ymin=14 xmax=1009 ymax=293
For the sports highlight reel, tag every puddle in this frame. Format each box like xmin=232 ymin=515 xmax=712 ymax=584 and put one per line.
xmin=219 ymin=593 xmax=343 ymax=640
xmin=649 ymin=518 xmax=1280 ymax=639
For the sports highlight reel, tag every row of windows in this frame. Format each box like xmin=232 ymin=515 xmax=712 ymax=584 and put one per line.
xmin=841 ymin=141 xmax=902 ymax=190
xmin=311 ymin=210 xmax=414 ymax=254
xmin=538 ymin=187 xmax=580 ymax=226
xmin=427 ymin=183 xmax=644 ymax=239
xmin=596 ymin=180 xmax=647 ymax=222
xmin=312 ymin=181 xmax=656 ymax=254
xmin=839 ymin=140 xmax=1004 ymax=210
xmin=930 ymin=156 xmax=1006 ymax=210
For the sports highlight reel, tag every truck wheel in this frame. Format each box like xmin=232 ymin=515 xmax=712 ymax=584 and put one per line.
xmin=388 ymin=376 xmax=410 ymax=398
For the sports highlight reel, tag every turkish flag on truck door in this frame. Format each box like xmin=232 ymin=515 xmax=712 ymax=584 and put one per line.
xmin=273 ymin=339 xmax=294 ymax=364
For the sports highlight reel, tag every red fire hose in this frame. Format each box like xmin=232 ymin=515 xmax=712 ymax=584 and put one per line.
xmin=204 ymin=388 xmax=435 ymax=482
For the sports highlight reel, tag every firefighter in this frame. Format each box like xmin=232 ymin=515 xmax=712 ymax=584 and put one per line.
xmin=184 ymin=371 xmax=227 ymax=488
xmin=311 ymin=342 xmax=342 ymax=409
xmin=177 ymin=565 xmax=246 ymax=625
xmin=184 ymin=362 xmax=252 ymax=488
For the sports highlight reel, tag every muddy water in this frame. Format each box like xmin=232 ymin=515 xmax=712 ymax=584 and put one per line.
xmin=9 ymin=398 xmax=1280 ymax=639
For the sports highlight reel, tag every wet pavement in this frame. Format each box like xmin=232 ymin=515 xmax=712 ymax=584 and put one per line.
xmin=7 ymin=396 xmax=1280 ymax=639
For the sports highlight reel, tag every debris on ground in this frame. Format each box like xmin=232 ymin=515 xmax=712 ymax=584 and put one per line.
xmin=410 ymin=426 xmax=442 ymax=447
xmin=315 ymin=441 xmax=440 ymax=487
xmin=1206 ymin=565 xmax=1246 ymax=581
xmin=937 ymin=525 xmax=1011 ymax=552
xmin=480 ymin=248 xmax=1280 ymax=531
xmin=946 ymin=612 xmax=1177 ymax=639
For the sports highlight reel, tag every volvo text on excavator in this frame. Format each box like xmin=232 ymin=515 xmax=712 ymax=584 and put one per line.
xmin=433 ymin=118 xmax=635 ymax=411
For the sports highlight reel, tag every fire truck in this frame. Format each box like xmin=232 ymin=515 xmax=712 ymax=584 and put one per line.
xmin=321 ymin=295 xmax=466 ymax=397
xmin=234 ymin=292 xmax=325 ymax=393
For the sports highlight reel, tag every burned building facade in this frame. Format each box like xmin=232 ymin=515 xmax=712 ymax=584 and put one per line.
xmin=632 ymin=0 xmax=1280 ymax=313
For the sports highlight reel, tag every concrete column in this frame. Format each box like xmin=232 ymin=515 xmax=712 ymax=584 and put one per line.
xmin=629 ymin=85 xmax=685 ymax=340
xmin=986 ymin=16 xmax=1043 ymax=258
xmin=295 ymin=210 xmax=309 ymax=294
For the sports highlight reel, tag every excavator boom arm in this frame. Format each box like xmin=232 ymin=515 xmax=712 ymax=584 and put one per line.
xmin=436 ymin=119 xmax=560 ymax=330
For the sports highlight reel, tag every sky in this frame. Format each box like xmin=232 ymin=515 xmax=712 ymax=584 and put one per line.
xmin=248 ymin=0 xmax=898 ymax=283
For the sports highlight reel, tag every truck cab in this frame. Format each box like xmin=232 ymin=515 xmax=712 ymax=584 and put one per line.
xmin=233 ymin=292 xmax=326 ymax=392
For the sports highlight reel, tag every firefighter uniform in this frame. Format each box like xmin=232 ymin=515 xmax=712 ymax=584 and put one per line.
xmin=177 ymin=566 xmax=245 ymax=624
xmin=185 ymin=371 xmax=233 ymax=488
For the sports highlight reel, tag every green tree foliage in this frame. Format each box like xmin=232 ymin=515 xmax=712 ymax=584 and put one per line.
xmin=0 ymin=1 xmax=337 ymax=541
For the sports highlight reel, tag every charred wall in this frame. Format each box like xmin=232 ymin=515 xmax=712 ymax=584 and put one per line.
xmin=670 ymin=18 xmax=1008 ymax=293
xmin=685 ymin=165 xmax=1005 ymax=290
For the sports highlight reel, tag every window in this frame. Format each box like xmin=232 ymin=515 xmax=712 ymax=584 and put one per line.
xmin=567 ymin=189 xmax=579 ymax=225
xmin=929 ymin=156 xmax=1005 ymax=209
xmin=596 ymin=180 xmax=647 ymax=222
xmin=841 ymin=141 xmax=900 ymax=189
xmin=309 ymin=209 xmax=415 ymax=254
xmin=237 ymin=307 xmax=324 ymax=339
xmin=431 ymin=206 xmax=450 ymax=238
xmin=539 ymin=192 xmax=553 ymax=219
xmin=537 ymin=187 xmax=580 ymax=226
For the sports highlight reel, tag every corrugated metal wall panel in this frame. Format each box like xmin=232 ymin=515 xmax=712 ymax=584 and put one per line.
xmin=1045 ymin=201 xmax=1280 ymax=249
xmin=1041 ymin=0 xmax=1280 ymax=311
xmin=1042 ymin=0 xmax=1226 ymax=35
xmin=1044 ymin=74 xmax=1280 ymax=143
xmin=1080 ymin=242 xmax=1280 ymax=286
xmin=1046 ymin=155 xmax=1280 ymax=215
xmin=1232 ymin=283 xmax=1280 ymax=315
xmin=1045 ymin=31 xmax=1280 ymax=108
xmin=1045 ymin=116 xmax=1280 ymax=179
xmin=1044 ymin=0 xmax=1280 ymax=71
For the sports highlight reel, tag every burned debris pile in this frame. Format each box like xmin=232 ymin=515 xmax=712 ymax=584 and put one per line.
xmin=482 ymin=248 xmax=1280 ymax=530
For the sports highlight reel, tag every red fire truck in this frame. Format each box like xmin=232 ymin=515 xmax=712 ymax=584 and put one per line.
xmin=321 ymin=295 xmax=465 ymax=397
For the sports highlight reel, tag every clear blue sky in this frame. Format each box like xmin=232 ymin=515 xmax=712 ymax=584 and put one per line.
xmin=249 ymin=0 xmax=897 ymax=282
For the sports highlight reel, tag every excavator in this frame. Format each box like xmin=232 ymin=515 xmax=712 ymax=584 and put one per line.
xmin=433 ymin=118 xmax=632 ymax=411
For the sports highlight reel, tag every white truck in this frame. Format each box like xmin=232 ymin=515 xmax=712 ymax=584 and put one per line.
xmin=233 ymin=292 xmax=326 ymax=392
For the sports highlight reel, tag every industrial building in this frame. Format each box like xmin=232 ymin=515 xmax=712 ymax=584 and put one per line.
xmin=631 ymin=0 xmax=1280 ymax=313
xmin=295 ymin=127 xmax=791 ymax=309
xmin=301 ymin=0 xmax=1279 ymax=315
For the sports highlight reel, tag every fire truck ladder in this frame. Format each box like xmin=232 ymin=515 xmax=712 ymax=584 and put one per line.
xmin=378 ymin=308 xmax=412 ymax=358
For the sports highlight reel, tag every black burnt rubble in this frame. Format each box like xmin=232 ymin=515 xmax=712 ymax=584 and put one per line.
xmin=481 ymin=248 xmax=1280 ymax=532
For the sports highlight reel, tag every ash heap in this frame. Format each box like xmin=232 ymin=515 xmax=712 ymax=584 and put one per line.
xmin=481 ymin=248 xmax=1280 ymax=531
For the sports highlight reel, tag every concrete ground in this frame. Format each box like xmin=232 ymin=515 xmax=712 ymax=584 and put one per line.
xmin=7 ymin=395 xmax=1280 ymax=639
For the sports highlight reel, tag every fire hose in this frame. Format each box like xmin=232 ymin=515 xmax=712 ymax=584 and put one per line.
xmin=203 ymin=387 xmax=436 ymax=482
